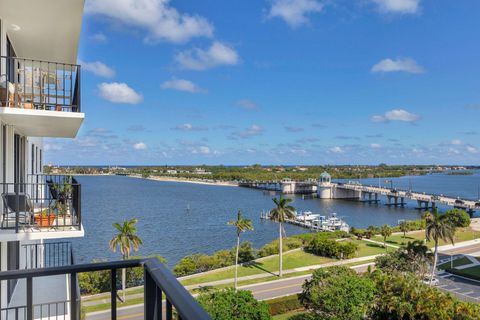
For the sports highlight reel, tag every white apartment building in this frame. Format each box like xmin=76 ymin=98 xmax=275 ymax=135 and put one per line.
xmin=0 ymin=0 xmax=85 ymax=318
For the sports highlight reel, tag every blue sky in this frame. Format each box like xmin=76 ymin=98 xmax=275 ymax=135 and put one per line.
xmin=45 ymin=0 xmax=480 ymax=165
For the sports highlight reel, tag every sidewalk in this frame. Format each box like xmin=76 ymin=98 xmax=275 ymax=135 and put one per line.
xmin=82 ymin=235 xmax=480 ymax=310
xmin=85 ymin=260 xmax=376 ymax=318
xmin=362 ymin=238 xmax=399 ymax=249
xmin=82 ymin=252 xmax=381 ymax=307
xmin=184 ymin=253 xmax=381 ymax=290
xmin=437 ymin=238 xmax=480 ymax=252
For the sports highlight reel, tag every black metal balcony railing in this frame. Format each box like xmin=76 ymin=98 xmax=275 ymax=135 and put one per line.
xmin=0 ymin=56 xmax=80 ymax=112
xmin=1 ymin=242 xmax=76 ymax=319
xmin=22 ymin=242 xmax=73 ymax=269
xmin=0 ymin=175 xmax=81 ymax=232
xmin=0 ymin=258 xmax=211 ymax=320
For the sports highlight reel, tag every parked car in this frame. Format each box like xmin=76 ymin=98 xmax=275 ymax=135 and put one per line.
xmin=422 ymin=277 xmax=439 ymax=286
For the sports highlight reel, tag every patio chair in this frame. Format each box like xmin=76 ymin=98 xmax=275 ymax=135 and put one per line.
xmin=1 ymin=193 xmax=34 ymax=229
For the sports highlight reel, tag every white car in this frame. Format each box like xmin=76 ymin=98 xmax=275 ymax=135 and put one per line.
xmin=423 ymin=277 xmax=439 ymax=286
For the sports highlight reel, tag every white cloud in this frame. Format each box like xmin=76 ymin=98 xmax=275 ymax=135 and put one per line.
xmin=85 ymin=0 xmax=213 ymax=43
xmin=371 ymin=115 xmax=386 ymax=123
xmin=175 ymin=123 xmax=193 ymax=131
xmin=372 ymin=0 xmax=420 ymax=14
xmin=192 ymin=146 xmax=211 ymax=155
xmin=90 ymin=32 xmax=107 ymax=43
xmin=285 ymin=126 xmax=304 ymax=132
xmin=79 ymin=60 xmax=115 ymax=78
xmin=172 ymin=123 xmax=208 ymax=131
xmin=371 ymin=109 xmax=420 ymax=123
xmin=232 ymin=125 xmax=263 ymax=139
xmin=370 ymin=143 xmax=382 ymax=148
xmin=75 ymin=138 xmax=97 ymax=147
xmin=236 ymin=99 xmax=259 ymax=110
xmin=160 ymin=79 xmax=203 ymax=93
xmin=98 ymin=82 xmax=143 ymax=104
xmin=175 ymin=41 xmax=239 ymax=71
xmin=466 ymin=145 xmax=478 ymax=154
xmin=268 ymin=0 xmax=323 ymax=27
xmin=133 ymin=142 xmax=147 ymax=150
xmin=371 ymin=58 xmax=424 ymax=74
xmin=451 ymin=139 xmax=462 ymax=145
xmin=329 ymin=146 xmax=344 ymax=153
xmin=44 ymin=143 xmax=62 ymax=151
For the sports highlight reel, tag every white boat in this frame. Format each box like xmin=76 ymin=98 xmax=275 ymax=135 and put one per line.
xmin=311 ymin=213 xmax=350 ymax=232
xmin=295 ymin=211 xmax=321 ymax=222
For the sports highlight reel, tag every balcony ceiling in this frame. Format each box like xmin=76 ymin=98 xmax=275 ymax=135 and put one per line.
xmin=0 ymin=107 xmax=84 ymax=138
xmin=0 ymin=0 xmax=84 ymax=64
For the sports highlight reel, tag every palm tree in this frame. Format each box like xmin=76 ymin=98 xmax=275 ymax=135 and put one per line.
xmin=380 ymin=224 xmax=392 ymax=250
xmin=367 ymin=225 xmax=379 ymax=239
xmin=399 ymin=221 xmax=410 ymax=238
xmin=404 ymin=240 xmax=432 ymax=278
xmin=109 ymin=218 xmax=143 ymax=302
xmin=269 ymin=196 xmax=296 ymax=277
xmin=228 ymin=210 xmax=254 ymax=290
xmin=425 ymin=208 xmax=455 ymax=284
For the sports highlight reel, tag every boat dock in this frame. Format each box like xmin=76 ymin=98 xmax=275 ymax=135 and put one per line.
xmin=261 ymin=211 xmax=350 ymax=232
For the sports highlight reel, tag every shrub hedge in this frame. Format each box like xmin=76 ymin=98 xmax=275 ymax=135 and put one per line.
xmin=266 ymin=294 xmax=303 ymax=316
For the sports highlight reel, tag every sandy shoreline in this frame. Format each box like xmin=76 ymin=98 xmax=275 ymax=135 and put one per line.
xmin=129 ymin=175 xmax=239 ymax=187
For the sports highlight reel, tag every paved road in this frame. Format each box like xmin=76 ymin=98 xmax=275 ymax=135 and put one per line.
xmin=86 ymin=275 xmax=312 ymax=320
xmin=87 ymin=243 xmax=480 ymax=320
xmin=440 ymin=242 xmax=480 ymax=256
xmin=438 ymin=272 xmax=480 ymax=303
xmin=86 ymin=263 xmax=372 ymax=320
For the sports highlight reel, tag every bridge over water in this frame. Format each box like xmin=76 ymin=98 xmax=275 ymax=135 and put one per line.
xmin=238 ymin=179 xmax=480 ymax=214
xmin=336 ymin=182 xmax=479 ymax=213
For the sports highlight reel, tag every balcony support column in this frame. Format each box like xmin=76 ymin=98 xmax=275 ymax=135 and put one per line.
xmin=27 ymin=277 xmax=33 ymax=320
xmin=70 ymin=272 xmax=78 ymax=320
xmin=111 ymin=269 xmax=117 ymax=320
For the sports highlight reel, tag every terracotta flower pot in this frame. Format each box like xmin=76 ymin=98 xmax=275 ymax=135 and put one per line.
xmin=34 ymin=214 xmax=56 ymax=227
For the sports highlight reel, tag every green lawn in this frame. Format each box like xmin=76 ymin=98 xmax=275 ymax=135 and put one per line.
xmin=182 ymin=241 xmax=382 ymax=287
xmin=451 ymin=265 xmax=480 ymax=279
xmin=438 ymin=256 xmax=473 ymax=270
xmin=353 ymin=239 xmax=387 ymax=256
xmin=82 ymin=287 xmax=144 ymax=303
xmin=83 ymin=297 xmax=144 ymax=314
xmin=181 ymin=250 xmax=334 ymax=286
xmin=373 ymin=228 xmax=480 ymax=247
xmin=273 ymin=310 xmax=306 ymax=319
xmin=372 ymin=233 xmax=424 ymax=246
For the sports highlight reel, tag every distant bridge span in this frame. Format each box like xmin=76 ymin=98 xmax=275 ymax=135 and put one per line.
xmin=238 ymin=179 xmax=479 ymax=214
xmin=336 ymin=182 xmax=479 ymax=213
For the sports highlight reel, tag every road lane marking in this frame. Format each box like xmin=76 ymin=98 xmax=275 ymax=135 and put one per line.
xmin=118 ymin=312 xmax=144 ymax=319
xmin=253 ymin=283 xmax=301 ymax=295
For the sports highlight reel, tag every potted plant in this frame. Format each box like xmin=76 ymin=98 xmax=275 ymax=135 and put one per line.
xmin=51 ymin=179 xmax=73 ymax=217
xmin=34 ymin=208 xmax=56 ymax=227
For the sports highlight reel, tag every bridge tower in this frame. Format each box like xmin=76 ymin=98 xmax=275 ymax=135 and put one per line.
xmin=317 ymin=172 xmax=333 ymax=199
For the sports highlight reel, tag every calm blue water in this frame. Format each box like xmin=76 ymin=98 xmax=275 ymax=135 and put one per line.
xmin=70 ymin=171 xmax=480 ymax=267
